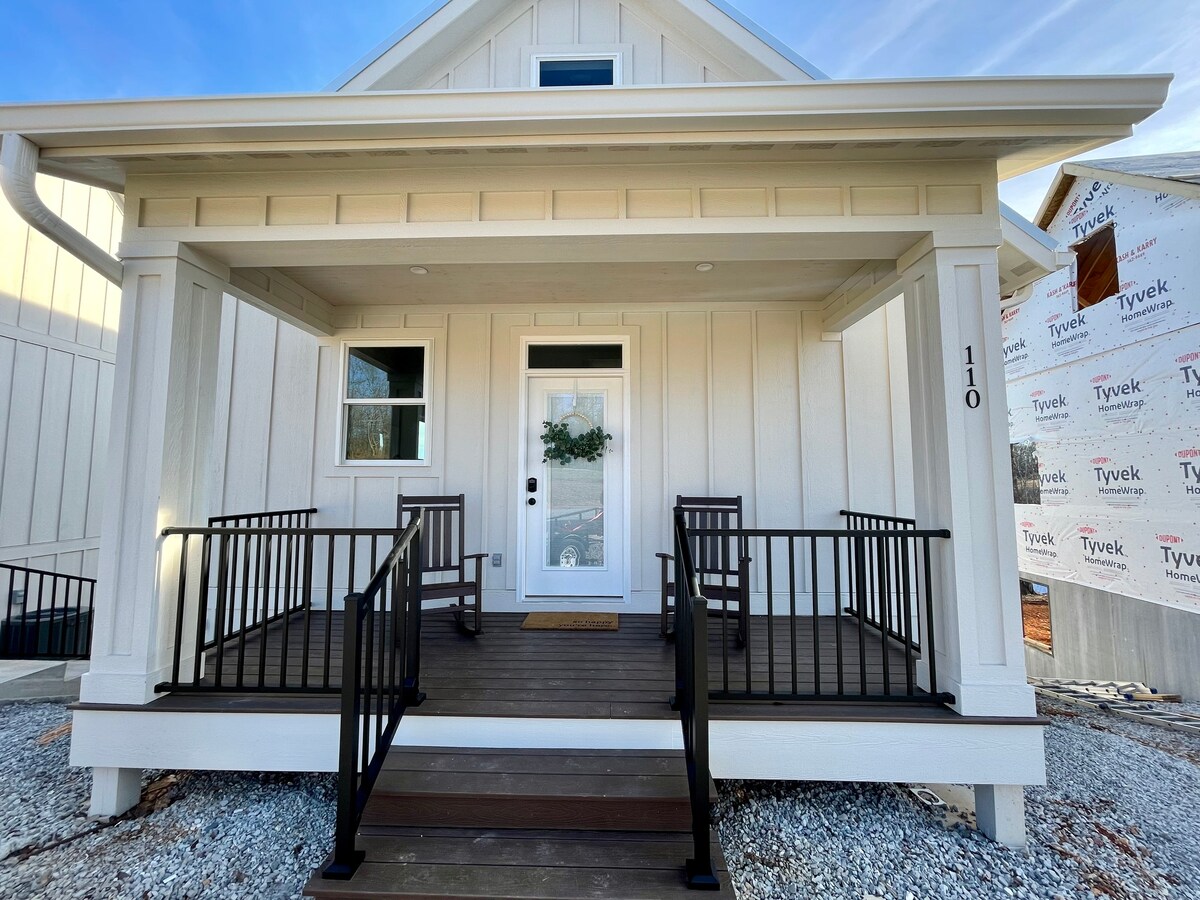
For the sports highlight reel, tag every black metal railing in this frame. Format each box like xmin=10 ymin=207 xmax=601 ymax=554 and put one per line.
xmin=157 ymin=523 xmax=403 ymax=693
xmin=671 ymin=511 xmax=720 ymax=891
xmin=324 ymin=515 xmax=425 ymax=879
xmin=1 ymin=562 xmax=96 ymax=659
xmin=840 ymin=509 xmax=920 ymax=648
xmin=208 ymin=507 xmax=318 ymax=529
xmin=691 ymin=526 xmax=953 ymax=705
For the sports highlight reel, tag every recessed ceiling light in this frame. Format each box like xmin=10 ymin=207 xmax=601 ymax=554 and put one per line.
xmin=696 ymin=263 xmax=715 ymax=273
xmin=410 ymin=266 xmax=429 ymax=275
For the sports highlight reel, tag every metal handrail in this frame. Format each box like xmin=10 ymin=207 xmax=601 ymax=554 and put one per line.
xmin=324 ymin=514 xmax=424 ymax=880
xmin=1 ymin=562 xmax=96 ymax=659
xmin=208 ymin=507 xmax=318 ymax=527
xmin=688 ymin=524 xmax=953 ymax=705
xmin=672 ymin=510 xmax=719 ymax=890
xmin=839 ymin=509 xmax=917 ymax=528
xmin=157 ymin=524 xmax=405 ymax=693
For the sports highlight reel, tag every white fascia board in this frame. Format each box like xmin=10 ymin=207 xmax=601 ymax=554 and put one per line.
xmin=1064 ymin=161 xmax=1200 ymax=202
xmin=701 ymin=0 xmax=828 ymax=80
xmin=325 ymin=0 xmax=455 ymax=92
xmin=1000 ymin=202 xmax=1060 ymax=254
xmin=0 ymin=74 xmax=1171 ymax=153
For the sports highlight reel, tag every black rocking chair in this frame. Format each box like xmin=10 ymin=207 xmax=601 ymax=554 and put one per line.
xmin=397 ymin=494 xmax=488 ymax=636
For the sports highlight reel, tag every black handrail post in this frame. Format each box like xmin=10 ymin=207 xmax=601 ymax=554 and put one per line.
xmin=684 ymin=594 xmax=719 ymax=891
xmin=324 ymin=592 xmax=366 ymax=880
xmin=402 ymin=515 xmax=425 ymax=708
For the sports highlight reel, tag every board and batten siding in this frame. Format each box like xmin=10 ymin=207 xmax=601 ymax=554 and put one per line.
xmin=303 ymin=302 xmax=908 ymax=608
xmin=0 ymin=176 xmax=121 ymax=579
xmin=369 ymin=0 xmax=757 ymax=92
xmin=841 ymin=298 xmax=916 ymax=521
xmin=0 ymin=176 xmax=319 ymax=583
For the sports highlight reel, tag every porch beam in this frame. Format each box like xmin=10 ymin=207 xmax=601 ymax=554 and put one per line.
xmin=900 ymin=243 xmax=1036 ymax=720
xmin=820 ymin=260 xmax=902 ymax=334
xmin=226 ymin=267 xmax=336 ymax=336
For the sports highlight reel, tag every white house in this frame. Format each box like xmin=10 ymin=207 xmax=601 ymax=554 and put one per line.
xmin=0 ymin=0 xmax=1172 ymax=891
xmin=1002 ymin=152 xmax=1200 ymax=696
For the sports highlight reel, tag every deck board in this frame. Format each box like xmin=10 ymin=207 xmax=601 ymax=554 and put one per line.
xmin=171 ymin=611 xmax=940 ymax=720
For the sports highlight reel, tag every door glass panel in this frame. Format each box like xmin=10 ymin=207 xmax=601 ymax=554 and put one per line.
xmin=528 ymin=344 xmax=623 ymax=370
xmin=544 ymin=391 xmax=605 ymax=569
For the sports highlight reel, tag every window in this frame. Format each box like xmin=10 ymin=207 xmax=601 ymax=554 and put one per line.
xmin=536 ymin=56 xmax=618 ymax=87
xmin=528 ymin=344 xmax=624 ymax=369
xmin=1020 ymin=578 xmax=1052 ymax=653
xmin=341 ymin=344 xmax=428 ymax=464
xmin=1010 ymin=440 xmax=1041 ymax=505
xmin=1072 ymin=223 xmax=1119 ymax=310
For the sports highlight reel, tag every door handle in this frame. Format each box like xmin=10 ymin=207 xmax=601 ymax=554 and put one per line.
xmin=527 ymin=477 xmax=538 ymax=493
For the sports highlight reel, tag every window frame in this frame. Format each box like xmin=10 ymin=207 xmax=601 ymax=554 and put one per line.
xmin=337 ymin=340 xmax=432 ymax=467
xmin=531 ymin=52 xmax=623 ymax=89
xmin=1071 ymin=221 xmax=1119 ymax=312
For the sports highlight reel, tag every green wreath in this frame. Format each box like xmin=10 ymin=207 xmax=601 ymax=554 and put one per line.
xmin=541 ymin=415 xmax=612 ymax=465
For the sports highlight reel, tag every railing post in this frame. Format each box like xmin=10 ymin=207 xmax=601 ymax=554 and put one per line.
xmin=324 ymin=593 xmax=365 ymax=880
xmin=685 ymin=595 xmax=719 ymax=891
xmin=402 ymin=516 xmax=425 ymax=708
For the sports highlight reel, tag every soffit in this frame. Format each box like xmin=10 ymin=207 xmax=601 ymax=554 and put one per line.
xmin=2 ymin=75 xmax=1170 ymax=191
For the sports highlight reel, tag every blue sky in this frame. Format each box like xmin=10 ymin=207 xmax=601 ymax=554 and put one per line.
xmin=2 ymin=0 xmax=1196 ymax=218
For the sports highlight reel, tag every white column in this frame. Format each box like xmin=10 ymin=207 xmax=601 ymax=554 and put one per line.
xmin=79 ymin=250 xmax=227 ymax=708
xmin=900 ymin=244 xmax=1036 ymax=719
xmin=975 ymin=784 xmax=1028 ymax=848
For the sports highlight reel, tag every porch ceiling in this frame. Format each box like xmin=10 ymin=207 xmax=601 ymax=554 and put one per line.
xmin=273 ymin=259 xmax=865 ymax=306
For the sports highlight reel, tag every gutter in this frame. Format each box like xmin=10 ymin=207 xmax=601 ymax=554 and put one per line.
xmin=0 ymin=133 xmax=123 ymax=286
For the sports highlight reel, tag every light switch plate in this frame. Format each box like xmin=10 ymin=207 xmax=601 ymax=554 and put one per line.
xmin=492 ymin=553 xmax=503 ymax=567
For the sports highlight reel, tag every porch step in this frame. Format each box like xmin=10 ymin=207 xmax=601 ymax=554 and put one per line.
xmin=304 ymin=748 xmax=729 ymax=898
xmin=363 ymin=747 xmax=702 ymax=832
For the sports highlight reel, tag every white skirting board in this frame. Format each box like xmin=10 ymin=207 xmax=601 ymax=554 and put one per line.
xmin=70 ymin=709 xmax=1045 ymax=787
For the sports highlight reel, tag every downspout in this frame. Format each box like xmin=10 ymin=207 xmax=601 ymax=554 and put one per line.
xmin=0 ymin=133 xmax=123 ymax=286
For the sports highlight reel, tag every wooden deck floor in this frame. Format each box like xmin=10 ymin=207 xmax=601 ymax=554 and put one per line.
xmin=176 ymin=610 xmax=941 ymax=721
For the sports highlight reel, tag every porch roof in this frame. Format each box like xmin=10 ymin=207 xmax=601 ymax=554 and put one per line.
xmin=0 ymin=74 xmax=1171 ymax=192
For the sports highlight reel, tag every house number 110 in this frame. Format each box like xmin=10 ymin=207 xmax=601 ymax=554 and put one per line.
xmin=964 ymin=346 xmax=981 ymax=409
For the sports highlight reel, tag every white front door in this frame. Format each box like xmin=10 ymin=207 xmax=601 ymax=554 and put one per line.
xmin=523 ymin=375 xmax=625 ymax=598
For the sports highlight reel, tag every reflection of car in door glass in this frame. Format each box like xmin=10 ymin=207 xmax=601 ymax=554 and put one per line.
xmin=547 ymin=507 xmax=604 ymax=568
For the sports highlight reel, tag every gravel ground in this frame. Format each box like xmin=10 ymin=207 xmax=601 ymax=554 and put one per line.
xmin=2 ymin=698 xmax=1198 ymax=899
xmin=716 ymin=697 xmax=1200 ymax=900
xmin=0 ymin=702 xmax=334 ymax=900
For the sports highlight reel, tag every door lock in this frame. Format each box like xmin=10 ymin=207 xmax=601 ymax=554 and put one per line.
xmin=527 ymin=477 xmax=538 ymax=493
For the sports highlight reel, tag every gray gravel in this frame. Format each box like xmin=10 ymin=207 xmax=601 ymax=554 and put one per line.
xmin=0 ymin=702 xmax=334 ymax=899
xmin=3 ymin=698 xmax=1198 ymax=899
xmin=715 ymin=697 xmax=1200 ymax=899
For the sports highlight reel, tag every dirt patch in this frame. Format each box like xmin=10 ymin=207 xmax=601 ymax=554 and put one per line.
xmin=1021 ymin=594 xmax=1052 ymax=648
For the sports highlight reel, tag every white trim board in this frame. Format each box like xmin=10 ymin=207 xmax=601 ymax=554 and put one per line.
xmin=71 ymin=708 xmax=1045 ymax=786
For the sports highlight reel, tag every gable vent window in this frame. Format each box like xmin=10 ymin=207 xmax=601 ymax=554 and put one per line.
xmin=1072 ymin=222 xmax=1119 ymax=310
xmin=538 ymin=57 xmax=616 ymax=87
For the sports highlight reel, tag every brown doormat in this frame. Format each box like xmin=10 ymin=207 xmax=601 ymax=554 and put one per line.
xmin=521 ymin=612 xmax=619 ymax=631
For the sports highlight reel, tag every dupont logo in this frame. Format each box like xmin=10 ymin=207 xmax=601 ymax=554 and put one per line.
xmin=1020 ymin=521 xmax=1035 ymax=528
xmin=1178 ymin=352 xmax=1200 ymax=364
xmin=1077 ymin=526 xmax=1097 ymax=535
xmin=1031 ymin=390 xmax=1045 ymax=398
xmin=1158 ymin=534 xmax=1183 ymax=544
xmin=1046 ymin=313 xmax=1062 ymax=324
xmin=1177 ymin=449 xmax=1200 ymax=459
xmin=1091 ymin=457 xmax=1111 ymax=465
xmin=1091 ymin=373 xmax=1111 ymax=384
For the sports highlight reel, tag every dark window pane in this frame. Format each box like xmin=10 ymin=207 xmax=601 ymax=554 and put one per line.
xmin=539 ymin=59 xmax=614 ymax=87
xmin=528 ymin=344 xmax=623 ymax=369
xmin=345 ymin=405 xmax=426 ymax=461
xmin=347 ymin=347 xmax=424 ymax=399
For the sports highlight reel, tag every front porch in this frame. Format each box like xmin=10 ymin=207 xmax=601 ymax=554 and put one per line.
xmin=124 ymin=610 xmax=946 ymax=719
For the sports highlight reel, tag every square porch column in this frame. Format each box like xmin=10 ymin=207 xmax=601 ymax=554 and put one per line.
xmin=78 ymin=248 xmax=227 ymax=707
xmin=899 ymin=243 xmax=1036 ymax=720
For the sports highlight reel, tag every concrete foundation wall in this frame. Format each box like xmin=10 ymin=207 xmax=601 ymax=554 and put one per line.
xmin=1022 ymin=571 xmax=1200 ymax=699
